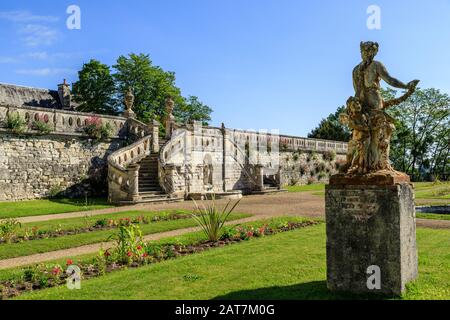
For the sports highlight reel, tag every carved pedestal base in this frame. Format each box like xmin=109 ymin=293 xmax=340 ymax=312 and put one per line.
xmin=325 ymin=172 xmax=418 ymax=295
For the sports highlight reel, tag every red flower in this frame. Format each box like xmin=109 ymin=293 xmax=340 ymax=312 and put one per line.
xmin=66 ymin=259 xmax=73 ymax=266
xmin=52 ymin=267 xmax=62 ymax=275
xmin=246 ymin=231 xmax=254 ymax=237
xmin=137 ymin=245 xmax=143 ymax=251
xmin=127 ymin=251 xmax=133 ymax=257
xmin=142 ymin=253 xmax=149 ymax=257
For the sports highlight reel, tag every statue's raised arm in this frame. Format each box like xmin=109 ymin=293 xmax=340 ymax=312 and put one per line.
xmin=376 ymin=62 xmax=408 ymax=89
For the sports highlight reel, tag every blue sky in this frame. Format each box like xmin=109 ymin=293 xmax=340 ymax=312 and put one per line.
xmin=1 ymin=0 xmax=450 ymax=136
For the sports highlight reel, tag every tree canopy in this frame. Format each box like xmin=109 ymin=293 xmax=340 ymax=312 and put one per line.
xmin=72 ymin=59 xmax=117 ymax=115
xmin=384 ymin=87 xmax=450 ymax=181
xmin=72 ymin=54 xmax=212 ymax=125
xmin=307 ymin=105 xmax=351 ymax=142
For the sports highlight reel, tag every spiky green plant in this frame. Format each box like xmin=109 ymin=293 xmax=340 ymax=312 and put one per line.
xmin=191 ymin=194 xmax=241 ymax=242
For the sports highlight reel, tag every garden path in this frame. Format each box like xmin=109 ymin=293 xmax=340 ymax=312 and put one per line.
xmin=0 ymin=215 xmax=268 ymax=270
xmin=8 ymin=192 xmax=450 ymax=229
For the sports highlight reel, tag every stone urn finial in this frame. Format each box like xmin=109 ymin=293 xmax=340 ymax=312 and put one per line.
xmin=165 ymin=96 xmax=174 ymax=114
xmin=123 ymin=88 xmax=136 ymax=118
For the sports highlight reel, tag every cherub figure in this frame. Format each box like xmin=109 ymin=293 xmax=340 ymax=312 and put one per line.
xmin=340 ymin=97 xmax=370 ymax=174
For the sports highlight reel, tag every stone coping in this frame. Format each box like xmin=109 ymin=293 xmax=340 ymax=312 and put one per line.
xmin=0 ymin=104 xmax=127 ymax=121
xmin=0 ymin=128 xmax=123 ymax=140
xmin=329 ymin=170 xmax=411 ymax=186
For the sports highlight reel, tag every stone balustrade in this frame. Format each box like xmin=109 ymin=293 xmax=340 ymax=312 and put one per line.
xmin=107 ymin=135 xmax=152 ymax=202
xmin=0 ymin=104 xmax=127 ymax=138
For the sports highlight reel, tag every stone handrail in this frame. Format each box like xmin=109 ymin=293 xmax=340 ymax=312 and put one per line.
xmin=278 ymin=134 xmax=348 ymax=154
xmin=107 ymin=117 xmax=160 ymax=203
xmin=127 ymin=118 xmax=152 ymax=141
xmin=158 ymin=128 xmax=187 ymax=195
xmin=218 ymin=126 xmax=348 ymax=154
xmin=107 ymin=135 xmax=152 ymax=202
xmin=0 ymin=104 xmax=127 ymax=138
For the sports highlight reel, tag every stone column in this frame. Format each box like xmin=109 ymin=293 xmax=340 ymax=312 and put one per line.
xmin=325 ymin=172 xmax=418 ymax=295
xmin=221 ymin=123 xmax=227 ymax=192
xmin=127 ymin=164 xmax=140 ymax=202
xmin=255 ymin=165 xmax=265 ymax=191
xmin=148 ymin=119 xmax=160 ymax=152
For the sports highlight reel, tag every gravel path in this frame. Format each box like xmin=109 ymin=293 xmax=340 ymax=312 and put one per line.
xmin=0 ymin=215 xmax=267 ymax=270
xmin=10 ymin=192 xmax=449 ymax=229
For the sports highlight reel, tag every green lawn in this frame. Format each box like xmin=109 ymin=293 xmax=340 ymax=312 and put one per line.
xmin=0 ymin=212 xmax=250 ymax=260
xmin=285 ymin=184 xmax=325 ymax=196
xmin=286 ymin=181 xmax=450 ymax=205
xmin=417 ymin=213 xmax=450 ymax=221
xmin=17 ymin=224 xmax=450 ymax=300
xmin=0 ymin=198 xmax=113 ymax=219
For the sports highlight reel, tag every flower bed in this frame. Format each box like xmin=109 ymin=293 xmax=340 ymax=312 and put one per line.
xmin=0 ymin=213 xmax=193 ymax=245
xmin=0 ymin=219 xmax=319 ymax=299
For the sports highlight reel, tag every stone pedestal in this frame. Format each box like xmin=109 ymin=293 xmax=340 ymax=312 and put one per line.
xmin=325 ymin=171 xmax=418 ymax=295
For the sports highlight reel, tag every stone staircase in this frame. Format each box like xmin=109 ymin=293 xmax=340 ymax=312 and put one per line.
xmin=252 ymin=176 xmax=287 ymax=195
xmin=130 ymin=139 xmax=180 ymax=204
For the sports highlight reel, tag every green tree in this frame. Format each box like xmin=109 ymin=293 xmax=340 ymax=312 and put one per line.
xmin=385 ymin=87 xmax=450 ymax=181
xmin=72 ymin=60 xmax=117 ymax=115
xmin=175 ymin=96 xmax=212 ymax=125
xmin=307 ymin=106 xmax=351 ymax=142
xmin=113 ymin=53 xmax=185 ymax=123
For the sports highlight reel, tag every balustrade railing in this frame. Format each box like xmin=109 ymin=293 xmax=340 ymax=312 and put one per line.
xmin=0 ymin=104 xmax=126 ymax=137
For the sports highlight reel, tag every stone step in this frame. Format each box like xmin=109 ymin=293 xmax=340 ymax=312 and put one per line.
xmin=139 ymin=186 xmax=161 ymax=190
xmin=119 ymin=196 xmax=183 ymax=205
xmin=139 ymin=176 xmax=158 ymax=180
xmin=139 ymin=191 xmax=165 ymax=195
xmin=251 ymin=188 xmax=288 ymax=195
xmin=138 ymin=184 xmax=161 ymax=192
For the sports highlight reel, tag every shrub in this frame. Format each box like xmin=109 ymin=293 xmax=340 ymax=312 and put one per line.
xmin=220 ymin=226 xmax=236 ymax=240
xmin=318 ymin=171 xmax=327 ymax=180
xmin=323 ymin=150 xmax=336 ymax=162
xmin=5 ymin=113 xmax=26 ymax=133
xmin=0 ymin=218 xmax=21 ymax=243
xmin=316 ymin=162 xmax=326 ymax=173
xmin=94 ymin=218 xmax=108 ymax=228
xmin=192 ymin=194 xmax=241 ymax=242
xmin=31 ymin=115 xmax=53 ymax=134
xmin=108 ymin=224 xmax=145 ymax=264
xmin=48 ymin=185 xmax=63 ymax=198
xmin=83 ymin=116 xmax=112 ymax=140
xmin=307 ymin=177 xmax=315 ymax=185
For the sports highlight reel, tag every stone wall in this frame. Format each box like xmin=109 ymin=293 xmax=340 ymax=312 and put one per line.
xmin=160 ymin=125 xmax=349 ymax=197
xmin=0 ymin=133 xmax=123 ymax=201
xmin=280 ymin=150 xmax=346 ymax=186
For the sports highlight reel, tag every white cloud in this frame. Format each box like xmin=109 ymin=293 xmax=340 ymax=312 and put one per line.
xmin=19 ymin=24 xmax=60 ymax=47
xmin=21 ymin=51 xmax=49 ymax=60
xmin=0 ymin=56 xmax=18 ymax=64
xmin=0 ymin=11 xmax=59 ymax=23
xmin=15 ymin=68 xmax=76 ymax=76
